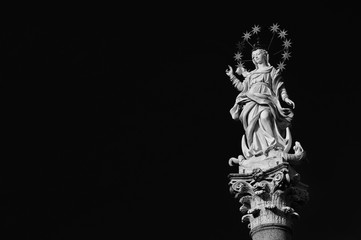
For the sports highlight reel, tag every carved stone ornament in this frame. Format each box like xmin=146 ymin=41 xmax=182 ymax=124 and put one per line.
xmin=229 ymin=162 xmax=308 ymax=234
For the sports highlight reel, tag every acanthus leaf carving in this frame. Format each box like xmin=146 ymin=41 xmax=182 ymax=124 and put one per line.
xmin=229 ymin=164 xmax=309 ymax=230
xmin=282 ymin=206 xmax=300 ymax=219
xmin=252 ymin=181 xmax=271 ymax=199
xmin=241 ymin=214 xmax=252 ymax=223
xmin=248 ymin=207 xmax=261 ymax=217
xmin=239 ymin=205 xmax=249 ymax=215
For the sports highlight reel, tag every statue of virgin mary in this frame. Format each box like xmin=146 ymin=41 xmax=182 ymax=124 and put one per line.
xmin=226 ymin=47 xmax=295 ymax=159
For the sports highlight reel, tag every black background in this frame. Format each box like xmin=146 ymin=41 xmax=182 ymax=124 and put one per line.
xmin=1 ymin=3 xmax=361 ymax=240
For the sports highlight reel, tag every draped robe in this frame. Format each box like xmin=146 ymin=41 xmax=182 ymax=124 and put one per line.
xmin=230 ymin=66 xmax=293 ymax=158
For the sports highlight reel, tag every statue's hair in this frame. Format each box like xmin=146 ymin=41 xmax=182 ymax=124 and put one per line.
xmin=252 ymin=49 xmax=270 ymax=69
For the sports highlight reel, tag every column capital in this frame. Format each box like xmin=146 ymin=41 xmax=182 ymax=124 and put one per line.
xmin=229 ymin=161 xmax=308 ymax=235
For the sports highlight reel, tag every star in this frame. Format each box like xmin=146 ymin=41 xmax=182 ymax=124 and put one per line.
xmin=278 ymin=29 xmax=287 ymax=39
xmin=277 ymin=61 xmax=286 ymax=71
xmin=281 ymin=51 xmax=291 ymax=60
xmin=283 ymin=39 xmax=292 ymax=49
xmin=236 ymin=41 xmax=245 ymax=50
xmin=252 ymin=25 xmax=261 ymax=34
xmin=236 ymin=61 xmax=244 ymax=69
xmin=234 ymin=52 xmax=243 ymax=61
xmin=270 ymin=23 xmax=280 ymax=33
xmin=242 ymin=31 xmax=252 ymax=41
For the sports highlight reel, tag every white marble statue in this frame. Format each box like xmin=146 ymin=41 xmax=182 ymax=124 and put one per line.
xmin=226 ymin=48 xmax=296 ymax=159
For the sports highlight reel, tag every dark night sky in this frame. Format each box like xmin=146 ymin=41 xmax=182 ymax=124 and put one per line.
xmin=1 ymin=3 xmax=361 ymax=240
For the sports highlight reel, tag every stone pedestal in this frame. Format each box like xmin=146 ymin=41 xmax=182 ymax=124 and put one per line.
xmin=229 ymin=157 xmax=308 ymax=240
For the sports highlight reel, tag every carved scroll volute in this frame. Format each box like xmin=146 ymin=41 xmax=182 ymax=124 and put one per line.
xmin=271 ymin=168 xmax=291 ymax=193
xmin=229 ymin=180 xmax=253 ymax=199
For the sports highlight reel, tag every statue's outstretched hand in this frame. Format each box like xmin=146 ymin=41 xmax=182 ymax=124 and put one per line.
xmin=225 ymin=65 xmax=234 ymax=78
xmin=284 ymin=98 xmax=295 ymax=109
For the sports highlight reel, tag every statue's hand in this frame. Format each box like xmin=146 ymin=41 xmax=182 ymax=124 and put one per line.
xmin=225 ymin=65 xmax=234 ymax=78
xmin=284 ymin=98 xmax=295 ymax=109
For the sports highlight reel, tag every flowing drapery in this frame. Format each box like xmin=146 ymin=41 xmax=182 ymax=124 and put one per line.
xmin=230 ymin=66 xmax=293 ymax=158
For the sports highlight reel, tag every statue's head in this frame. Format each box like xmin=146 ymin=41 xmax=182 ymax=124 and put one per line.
xmin=252 ymin=48 xmax=270 ymax=67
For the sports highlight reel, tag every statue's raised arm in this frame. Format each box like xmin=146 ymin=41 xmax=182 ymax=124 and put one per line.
xmin=225 ymin=65 xmax=250 ymax=91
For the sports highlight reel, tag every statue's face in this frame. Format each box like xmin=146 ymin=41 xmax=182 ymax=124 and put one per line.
xmin=252 ymin=49 xmax=267 ymax=64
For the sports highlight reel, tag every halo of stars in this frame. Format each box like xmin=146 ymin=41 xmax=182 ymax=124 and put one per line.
xmin=234 ymin=23 xmax=293 ymax=72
